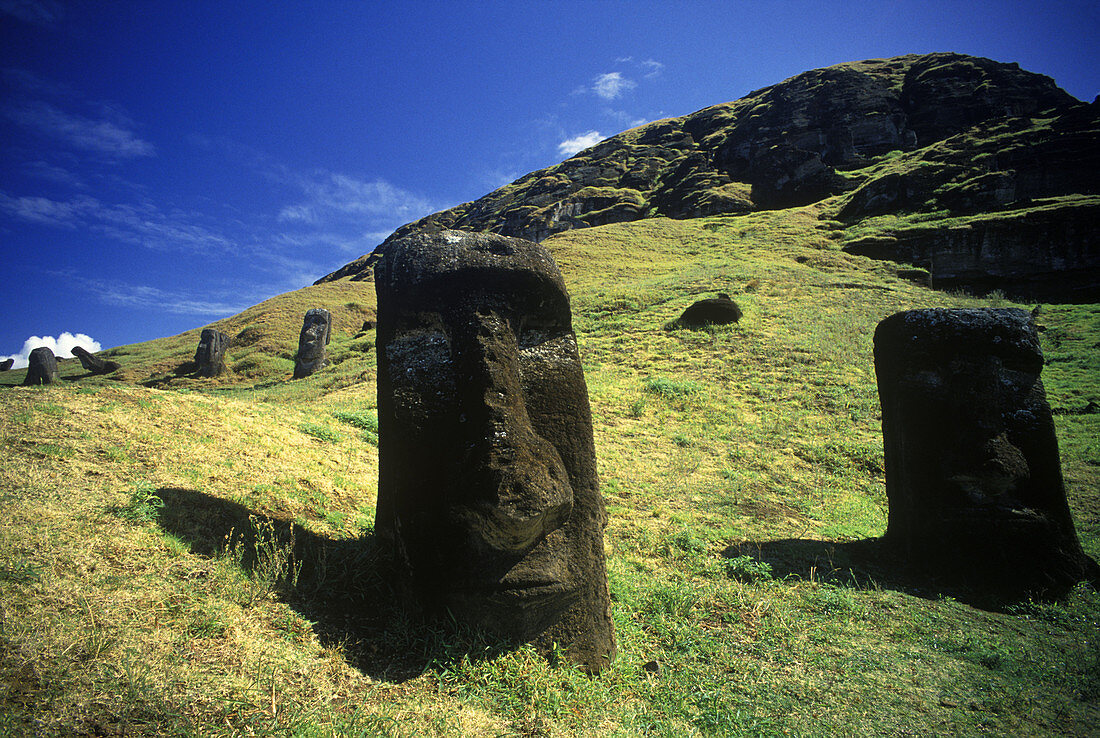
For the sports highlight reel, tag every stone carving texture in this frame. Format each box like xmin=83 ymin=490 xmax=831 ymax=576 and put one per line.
xmin=293 ymin=308 xmax=332 ymax=378
xmin=374 ymin=229 xmax=615 ymax=672
xmin=23 ymin=347 xmax=59 ymax=385
xmin=874 ymin=308 xmax=1096 ymax=595
xmin=194 ymin=329 xmax=230 ymax=378
xmin=72 ymin=345 xmax=120 ymax=375
xmin=0 ymin=358 xmax=12 ymax=371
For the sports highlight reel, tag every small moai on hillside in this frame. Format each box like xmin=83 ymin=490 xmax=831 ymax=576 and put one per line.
xmin=293 ymin=308 xmax=332 ymax=379
xmin=374 ymin=229 xmax=616 ymax=673
xmin=874 ymin=308 xmax=1097 ymax=596
xmin=0 ymin=358 xmax=12 ymax=371
xmin=674 ymin=293 xmax=743 ymax=328
xmin=72 ymin=345 xmax=120 ymax=375
xmin=23 ymin=346 xmax=59 ymax=386
xmin=194 ymin=329 xmax=230 ymax=378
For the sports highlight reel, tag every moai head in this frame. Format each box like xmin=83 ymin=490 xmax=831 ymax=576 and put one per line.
xmin=374 ymin=230 xmax=615 ymax=672
xmin=194 ymin=329 xmax=230 ymax=378
xmin=293 ymin=308 xmax=332 ymax=379
xmin=23 ymin=346 xmax=59 ymax=386
xmin=874 ymin=308 xmax=1095 ymax=596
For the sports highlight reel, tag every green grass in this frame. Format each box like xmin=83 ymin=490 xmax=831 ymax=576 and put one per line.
xmin=0 ymin=208 xmax=1096 ymax=735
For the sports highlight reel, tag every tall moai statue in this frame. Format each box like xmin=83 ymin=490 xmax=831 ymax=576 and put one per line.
xmin=0 ymin=358 xmax=13 ymax=371
xmin=23 ymin=346 xmax=59 ymax=385
xmin=293 ymin=308 xmax=332 ymax=379
xmin=374 ymin=229 xmax=616 ymax=673
xmin=874 ymin=308 xmax=1097 ymax=596
xmin=194 ymin=329 xmax=230 ymax=378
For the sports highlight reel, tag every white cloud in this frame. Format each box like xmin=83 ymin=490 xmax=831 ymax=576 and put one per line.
xmin=558 ymin=131 xmax=604 ymax=157
xmin=592 ymin=72 xmax=636 ymax=100
xmin=4 ymin=332 xmax=101 ymax=370
xmin=0 ymin=192 xmax=98 ymax=227
xmin=640 ymin=59 xmax=664 ymax=78
xmin=4 ymin=100 xmax=154 ymax=158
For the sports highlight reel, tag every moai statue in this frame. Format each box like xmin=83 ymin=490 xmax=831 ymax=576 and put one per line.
xmin=23 ymin=346 xmax=59 ymax=385
xmin=194 ymin=329 xmax=230 ymax=378
xmin=674 ymin=293 xmax=743 ymax=328
xmin=72 ymin=345 xmax=120 ymax=375
xmin=874 ymin=308 xmax=1097 ymax=596
xmin=293 ymin=308 xmax=332 ymax=379
xmin=374 ymin=229 xmax=616 ymax=673
xmin=0 ymin=358 xmax=13 ymax=371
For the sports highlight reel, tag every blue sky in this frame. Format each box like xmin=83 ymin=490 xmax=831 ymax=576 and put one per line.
xmin=1 ymin=0 xmax=1097 ymax=362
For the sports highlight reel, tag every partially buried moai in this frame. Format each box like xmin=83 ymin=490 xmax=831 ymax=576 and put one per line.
xmin=23 ymin=347 xmax=59 ymax=385
xmin=374 ymin=229 xmax=616 ymax=673
xmin=194 ymin=329 xmax=230 ymax=378
xmin=72 ymin=345 xmax=120 ymax=375
xmin=874 ymin=308 xmax=1097 ymax=596
xmin=293 ymin=308 xmax=332 ymax=379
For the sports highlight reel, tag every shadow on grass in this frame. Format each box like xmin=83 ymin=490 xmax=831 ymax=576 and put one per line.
xmin=153 ymin=487 xmax=514 ymax=683
xmin=722 ymin=537 xmax=1095 ymax=610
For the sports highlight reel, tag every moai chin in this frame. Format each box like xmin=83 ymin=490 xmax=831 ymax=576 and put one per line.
xmin=874 ymin=308 xmax=1096 ymax=597
xmin=23 ymin=347 xmax=59 ymax=385
xmin=293 ymin=308 xmax=332 ymax=379
xmin=374 ymin=229 xmax=616 ymax=673
xmin=194 ymin=329 xmax=230 ymax=378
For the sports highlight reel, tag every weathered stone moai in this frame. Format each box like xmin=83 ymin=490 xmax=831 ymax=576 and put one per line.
xmin=874 ymin=308 xmax=1097 ymax=596
xmin=374 ymin=229 xmax=616 ymax=673
xmin=194 ymin=329 xmax=230 ymax=378
xmin=23 ymin=346 xmax=59 ymax=385
xmin=0 ymin=358 xmax=12 ymax=371
xmin=72 ymin=345 xmax=120 ymax=375
xmin=674 ymin=293 xmax=742 ymax=328
xmin=293 ymin=308 xmax=332 ymax=379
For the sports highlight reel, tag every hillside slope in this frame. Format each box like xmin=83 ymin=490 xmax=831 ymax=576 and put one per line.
xmin=319 ymin=52 xmax=1099 ymax=299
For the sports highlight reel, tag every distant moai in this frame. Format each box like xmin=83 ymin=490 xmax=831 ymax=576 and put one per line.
xmin=674 ymin=293 xmax=743 ymax=328
xmin=374 ymin=229 xmax=616 ymax=673
xmin=874 ymin=308 xmax=1097 ymax=596
xmin=23 ymin=347 xmax=59 ymax=386
xmin=293 ymin=308 xmax=332 ymax=379
xmin=194 ymin=329 xmax=230 ymax=378
xmin=0 ymin=358 xmax=12 ymax=371
xmin=72 ymin=345 xmax=120 ymax=375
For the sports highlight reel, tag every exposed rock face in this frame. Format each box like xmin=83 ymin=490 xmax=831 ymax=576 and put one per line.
xmin=374 ymin=229 xmax=615 ymax=673
xmin=72 ymin=345 xmax=120 ymax=375
xmin=0 ymin=358 xmax=12 ymax=371
xmin=293 ymin=308 xmax=332 ymax=379
xmin=318 ymin=52 xmax=1092 ymax=297
xmin=194 ymin=329 xmax=230 ymax=378
xmin=23 ymin=347 xmax=59 ymax=385
xmin=874 ymin=308 xmax=1097 ymax=597
xmin=674 ymin=294 xmax=743 ymax=328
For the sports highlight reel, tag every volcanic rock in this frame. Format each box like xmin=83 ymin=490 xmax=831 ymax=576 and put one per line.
xmin=23 ymin=347 xmax=59 ymax=386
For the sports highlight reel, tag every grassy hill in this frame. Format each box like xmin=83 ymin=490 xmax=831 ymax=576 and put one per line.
xmin=2 ymin=204 xmax=1097 ymax=735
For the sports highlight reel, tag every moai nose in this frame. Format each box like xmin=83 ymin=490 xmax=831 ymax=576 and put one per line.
xmin=449 ymin=310 xmax=574 ymax=553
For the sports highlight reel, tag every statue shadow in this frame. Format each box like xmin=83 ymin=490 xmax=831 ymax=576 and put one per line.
xmin=721 ymin=537 xmax=1085 ymax=610
xmin=153 ymin=487 xmax=515 ymax=682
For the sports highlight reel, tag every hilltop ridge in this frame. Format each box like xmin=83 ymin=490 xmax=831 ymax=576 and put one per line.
xmin=318 ymin=52 xmax=1098 ymax=299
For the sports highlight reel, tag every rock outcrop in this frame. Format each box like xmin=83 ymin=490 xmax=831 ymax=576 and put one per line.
xmin=317 ymin=53 xmax=1095 ymax=300
xmin=874 ymin=308 xmax=1098 ymax=597
xmin=72 ymin=346 xmax=120 ymax=375
xmin=374 ymin=229 xmax=616 ymax=673
xmin=23 ymin=347 xmax=59 ymax=386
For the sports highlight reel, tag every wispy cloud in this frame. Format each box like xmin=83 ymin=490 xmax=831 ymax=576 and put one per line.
xmin=0 ymin=0 xmax=64 ymax=27
xmin=3 ymin=332 xmax=100 ymax=370
xmin=558 ymin=130 xmax=604 ymax=157
xmin=640 ymin=59 xmax=664 ymax=78
xmin=59 ymin=273 xmax=250 ymax=317
xmin=4 ymin=100 xmax=155 ymax=159
xmin=592 ymin=72 xmax=636 ymax=101
xmin=280 ymin=172 xmax=434 ymax=223
xmin=0 ymin=191 xmax=98 ymax=227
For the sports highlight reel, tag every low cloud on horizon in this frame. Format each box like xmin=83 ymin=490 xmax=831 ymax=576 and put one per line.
xmin=4 ymin=332 xmax=101 ymax=369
